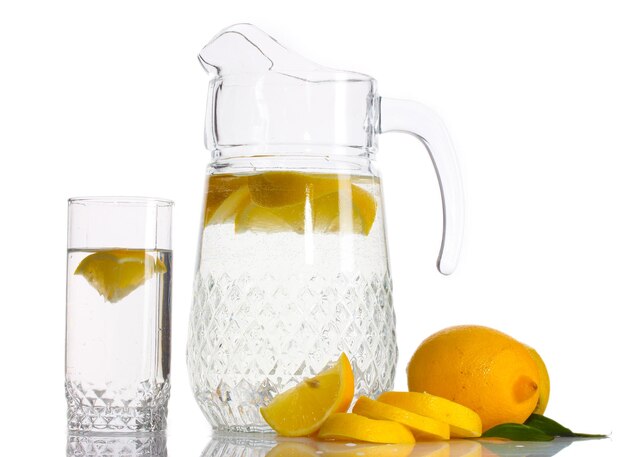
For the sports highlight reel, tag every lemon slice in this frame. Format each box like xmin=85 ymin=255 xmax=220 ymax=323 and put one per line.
xmin=203 ymin=174 xmax=249 ymax=225
xmin=206 ymin=185 xmax=251 ymax=225
xmin=260 ymin=353 xmax=355 ymax=436
xmin=248 ymin=171 xmax=345 ymax=208
xmin=74 ymin=249 xmax=166 ymax=303
xmin=318 ymin=413 xmax=415 ymax=444
xmin=234 ymin=202 xmax=292 ymax=234
xmin=235 ymin=187 xmax=376 ymax=235
xmin=377 ymin=391 xmax=481 ymax=438
xmin=203 ymin=172 xmax=378 ymax=235
xmin=338 ymin=184 xmax=377 ymax=235
xmin=352 ymin=396 xmax=450 ymax=440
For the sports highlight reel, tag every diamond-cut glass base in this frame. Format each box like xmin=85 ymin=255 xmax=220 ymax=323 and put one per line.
xmin=66 ymin=380 xmax=170 ymax=433
xmin=188 ymin=270 xmax=397 ymax=432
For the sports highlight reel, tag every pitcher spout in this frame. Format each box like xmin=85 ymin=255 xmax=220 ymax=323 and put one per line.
xmin=198 ymin=23 xmax=279 ymax=76
xmin=198 ymin=23 xmax=378 ymax=156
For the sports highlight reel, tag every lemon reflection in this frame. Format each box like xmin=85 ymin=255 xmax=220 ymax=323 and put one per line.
xmin=316 ymin=441 xmax=417 ymax=457
xmin=266 ymin=441 xmax=318 ymax=456
xmin=202 ymin=436 xmax=575 ymax=457
xmin=268 ymin=439 xmax=448 ymax=457
xmin=264 ymin=438 xmax=575 ymax=457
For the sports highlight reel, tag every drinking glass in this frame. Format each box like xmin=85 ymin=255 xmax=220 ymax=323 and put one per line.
xmin=65 ymin=197 xmax=173 ymax=432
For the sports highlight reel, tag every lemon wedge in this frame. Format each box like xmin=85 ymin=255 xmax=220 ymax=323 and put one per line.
xmin=260 ymin=353 xmax=354 ymax=436
xmin=74 ymin=249 xmax=166 ymax=303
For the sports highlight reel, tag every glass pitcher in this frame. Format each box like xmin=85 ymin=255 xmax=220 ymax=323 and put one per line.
xmin=187 ymin=24 xmax=464 ymax=432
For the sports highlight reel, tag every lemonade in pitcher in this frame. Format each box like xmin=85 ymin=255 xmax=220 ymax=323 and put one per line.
xmin=187 ymin=24 xmax=463 ymax=432
xmin=188 ymin=170 xmax=397 ymax=431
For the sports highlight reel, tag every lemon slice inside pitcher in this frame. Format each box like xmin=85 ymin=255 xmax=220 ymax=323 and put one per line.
xmin=205 ymin=172 xmax=377 ymax=235
xmin=75 ymin=249 xmax=167 ymax=303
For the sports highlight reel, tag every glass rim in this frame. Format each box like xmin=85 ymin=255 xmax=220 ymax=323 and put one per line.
xmin=68 ymin=196 xmax=174 ymax=207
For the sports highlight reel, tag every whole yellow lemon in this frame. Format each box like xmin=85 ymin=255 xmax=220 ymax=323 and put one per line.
xmin=526 ymin=345 xmax=550 ymax=415
xmin=407 ymin=325 xmax=541 ymax=432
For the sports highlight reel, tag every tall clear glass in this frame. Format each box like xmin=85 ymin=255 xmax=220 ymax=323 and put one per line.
xmin=66 ymin=197 xmax=173 ymax=432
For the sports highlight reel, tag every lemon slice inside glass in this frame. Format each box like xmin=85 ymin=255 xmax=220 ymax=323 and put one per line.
xmin=74 ymin=249 xmax=166 ymax=303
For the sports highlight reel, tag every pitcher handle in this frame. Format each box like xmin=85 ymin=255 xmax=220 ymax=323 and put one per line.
xmin=378 ymin=97 xmax=464 ymax=275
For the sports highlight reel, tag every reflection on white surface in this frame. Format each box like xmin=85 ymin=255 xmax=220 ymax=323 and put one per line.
xmin=67 ymin=432 xmax=167 ymax=457
xmin=200 ymin=435 xmax=611 ymax=457
xmin=479 ymin=438 xmax=572 ymax=456
xmin=201 ymin=434 xmax=275 ymax=457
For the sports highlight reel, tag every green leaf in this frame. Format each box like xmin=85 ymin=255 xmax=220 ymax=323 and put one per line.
xmin=481 ymin=423 xmax=554 ymax=441
xmin=524 ymin=414 xmax=573 ymax=436
xmin=480 ymin=414 xmax=607 ymax=442
xmin=524 ymin=414 xmax=607 ymax=438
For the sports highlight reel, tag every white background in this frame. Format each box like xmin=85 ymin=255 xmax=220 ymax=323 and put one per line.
xmin=1 ymin=0 xmax=625 ymax=455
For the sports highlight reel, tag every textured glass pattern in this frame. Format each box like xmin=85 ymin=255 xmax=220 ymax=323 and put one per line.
xmin=188 ymin=271 xmax=396 ymax=432
xmin=65 ymin=380 xmax=170 ymax=432
xmin=200 ymin=435 xmax=274 ymax=457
